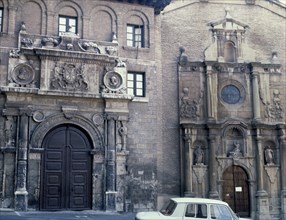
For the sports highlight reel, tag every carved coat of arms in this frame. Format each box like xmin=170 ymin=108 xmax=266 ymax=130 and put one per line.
xmin=51 ymin=62 xmax=88 ymax=91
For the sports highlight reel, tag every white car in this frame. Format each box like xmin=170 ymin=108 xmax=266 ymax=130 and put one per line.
xmin=135 ymin=197 xmax=251 ymax=220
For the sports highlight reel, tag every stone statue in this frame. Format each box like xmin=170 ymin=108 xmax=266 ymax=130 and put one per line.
xmin=264 ymin=146 xmax=274 ymax=165
xmin=194 ymin=145 xmax=204 ymax=164
xmin=118 ymin=122 xmax=127 ymax=151
xmin=228 ymin=141 xmax=242 ymax=158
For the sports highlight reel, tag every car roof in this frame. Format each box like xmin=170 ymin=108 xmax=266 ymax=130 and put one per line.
xmin=170 ymin=197 xmax=229 ymax=205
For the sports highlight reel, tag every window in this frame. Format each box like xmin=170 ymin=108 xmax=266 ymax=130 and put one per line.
xmin=160 ymin=200 xmax=177 ymax=216
xmin=185 ymin=204 xmax=207 ymax=218
xmin=224 ymin=41 xmax=236 ymax=62
xmin=59 ymin=15 xmax=77 ymax=35
xmin=210 ymin=204 xmax=234 ymax=220
xmin=127 ymin=24 xmax=144 ymax=47
xmin=0 ymin=8 xmax=3 ymax=32
xmin=127 ymin=72 xmax=145 ymax=97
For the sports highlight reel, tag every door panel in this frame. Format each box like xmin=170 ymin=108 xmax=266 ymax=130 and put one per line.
xmin=222 ymin=165 xmax=250 ymax=217
xmin=41 ymin=125 xmax=92 ymax=210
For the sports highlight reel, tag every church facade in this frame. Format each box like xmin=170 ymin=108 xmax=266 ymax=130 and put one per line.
xmin=0 ymin=0 xmax=285 ymax=220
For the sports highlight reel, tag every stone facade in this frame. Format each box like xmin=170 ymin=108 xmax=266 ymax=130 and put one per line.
xmin=0 ymin=0 xmax=285 ymax=219
xmin=0 ymin=0 xmax=168 ymax=213
xmin=161 ymin=0 xmax=286 ymax=219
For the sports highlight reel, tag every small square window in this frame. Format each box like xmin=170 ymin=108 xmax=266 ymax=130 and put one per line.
xmin=127 ymin=72 xmax=145 ymax=97
xmin=59 ymin=15 xmax=77 ymax=35
xmin=127 ymin=24 xmax=144 ymax=48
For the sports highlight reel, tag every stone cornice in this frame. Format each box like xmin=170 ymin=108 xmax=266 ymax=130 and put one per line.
xmin=117 ymin=0 xmax=172 ymax=14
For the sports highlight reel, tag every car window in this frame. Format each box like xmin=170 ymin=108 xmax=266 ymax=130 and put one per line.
xmin=185 ymin=203 xmax=207 ymax=218
xmin=160 ymin=200 xmax=177 ymax=216
xmin=210 ymin=204 xmax=234 ymax=220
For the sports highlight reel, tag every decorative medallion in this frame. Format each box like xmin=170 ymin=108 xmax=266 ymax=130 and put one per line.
xmin=32 ymin=111 xmax=45 ymax=122
xmin=221 ymin=85 xmax=241 ymax=104
xmin=103 ymin=71 xmax=123 ymax=92
xmin=12 ymin=64 xmax=35 ymax=85
xmin=92 ymin=114 xmax=105 ymax=126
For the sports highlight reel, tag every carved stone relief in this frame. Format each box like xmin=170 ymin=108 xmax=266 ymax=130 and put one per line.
xmin=180 ymin=87 xmax=203 ymax=120
xmin=50 ymin=62 xmax=88 ymax=91
xmin=101 ymin=71 xmax=125 ymax=94
xmin=10 ymin=64 xmax=36 ymax=87
xmin=264 ymin=89 xmax=284 ymax=121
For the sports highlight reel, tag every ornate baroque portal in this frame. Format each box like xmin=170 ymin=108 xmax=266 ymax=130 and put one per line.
xmin=178 ymin=10 xmax=284 ymax=219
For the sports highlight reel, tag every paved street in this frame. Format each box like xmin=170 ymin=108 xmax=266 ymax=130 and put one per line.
xmin=0 ymin=211 xmax=136 ymax=220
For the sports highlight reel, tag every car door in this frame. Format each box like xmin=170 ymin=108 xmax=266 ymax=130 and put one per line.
xmin=183 ymin=203 xmax=209 ymax=220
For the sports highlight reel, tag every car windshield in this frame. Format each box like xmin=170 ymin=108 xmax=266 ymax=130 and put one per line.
xmin=160 ymin=200 xmax=177 ymax=216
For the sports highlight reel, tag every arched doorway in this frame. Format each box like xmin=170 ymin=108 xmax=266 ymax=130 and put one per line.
xmin=40 ymin=125 xmax=92 ymax=210
xmin=222 ymin=165 xmax=250 ymax=217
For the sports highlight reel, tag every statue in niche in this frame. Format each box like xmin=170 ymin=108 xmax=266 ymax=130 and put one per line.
xmin=194 ymin=145 xmax=204 ymax=165
xmin=118 ymin=122 xmax=127 ymax=152
xmin=228 ymin=141 xmax=242 ymax=158
xmin=264 ymin=146 xmax=274 ymax=165
xmin=4 ymin=117 xmax=15 ymax=147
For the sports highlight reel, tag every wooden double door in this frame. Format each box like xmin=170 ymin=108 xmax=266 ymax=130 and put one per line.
xmin=41 ymin=125 xmax=92 ymax=210
xmin=222 ymin=165 xmax=250 ymax=217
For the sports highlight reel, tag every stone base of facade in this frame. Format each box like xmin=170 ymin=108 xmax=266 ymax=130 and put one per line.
xmin=106 ymin=191 xmax=117 ymax=211
xmin=15 ymin=190 xmax=28 ymax=211
xmin=281 ymin=190 xmax=286 ymax=220
xmin=256 ymin=191 xmax=271 ymax=220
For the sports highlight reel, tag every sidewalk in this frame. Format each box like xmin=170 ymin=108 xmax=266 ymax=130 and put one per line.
xmin=0 ymin=209 xmax=136 ymax=220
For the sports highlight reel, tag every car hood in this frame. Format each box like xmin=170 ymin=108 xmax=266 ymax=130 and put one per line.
xmin=136 ymin=211 xmax=162 ymax=220
xmin=239 ymin=218 xmax=252 ymax=220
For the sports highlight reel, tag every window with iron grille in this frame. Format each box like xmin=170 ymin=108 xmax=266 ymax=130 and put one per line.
xmin=0 ymin=8 xmax=3 ymax=32
xmin=59 ymin=15 xmax=77 ymax=35
xmin=127 ymin=72 xmax=145 ymax=97
xmin=127 ymin=24 xmax=144 ymax=48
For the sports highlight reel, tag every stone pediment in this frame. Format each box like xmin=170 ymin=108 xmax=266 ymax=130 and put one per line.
xmin=208 ymin=9 xmax=248 ymax=32
xmin=204 ymin=9 xmax=253 ymax=63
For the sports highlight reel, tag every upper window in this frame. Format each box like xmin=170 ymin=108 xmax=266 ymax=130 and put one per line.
xmin=0 ymin=8 xmax=3 ymax=32
xmin=59 ymin=15 xmax=77 ymax=35
xmin=224 ymin=41 xmax=236 ymax=62
xmin=127 ymin=24 xmax=144 ymax=48
xmin=127 ymin=72 xmax=145 ymax=97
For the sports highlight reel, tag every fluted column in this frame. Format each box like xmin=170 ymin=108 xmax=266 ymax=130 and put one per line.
xmin=184 ymin=128 xmax=193 ymax=197
xmin=15 ymin=109 xmax=30 ymax=211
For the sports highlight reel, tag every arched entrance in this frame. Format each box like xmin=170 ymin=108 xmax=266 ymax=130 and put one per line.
xmin=40 ymin=125 xmax=92 ymax=210
xmin=222 ymin=165 xmax=250 ymax=217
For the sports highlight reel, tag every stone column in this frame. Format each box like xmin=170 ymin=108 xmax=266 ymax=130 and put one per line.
xmin=208 ymin=135 xmax=219 ymax=199
xmin=105 ymin=114 xmax=117 ymax=211
xmin=255 ymin=130 xmax=271 ymax=220
xmin=15 ymin=110 xmax=30 ymax=211
xmin=184 ymin=128 xmax=193 ymax=197
xmin=251 ymin=71 xmax=261 ymax=120
xmin=279 ymin=126 xmax=286 ymax=220
xmin=206 ymin=66 xmax=214 ymax=121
